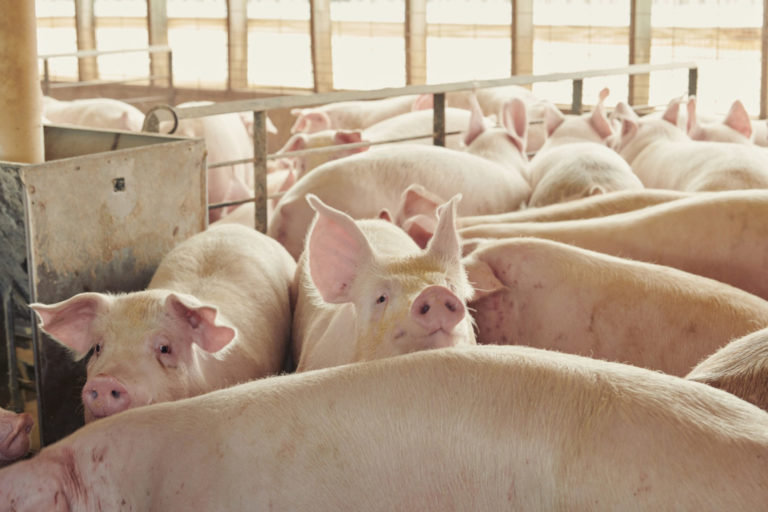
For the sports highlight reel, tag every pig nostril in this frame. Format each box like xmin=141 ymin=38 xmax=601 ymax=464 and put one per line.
xmin=445 ymin=301 xmax=456 ymax=312
xmin=89 ymin=390 xmax=98 ymax=400
xmin=420 ymin=304 xmax=430 ymax=315
xmin=111 ymin=390 xmax=121 ymax=399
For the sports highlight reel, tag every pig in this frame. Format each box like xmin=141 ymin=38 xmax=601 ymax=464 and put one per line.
xmin=462 ymin=96 xmax=530 ymax=182
xmin=171 ymin=101 xmax=256 ymax=223
xmin=391 ymin=187 xmax=692 ymax=241
xmin=457 ymin=190 xmax=768 ymax=302
xmin=611 ymin=100 xmax=768 ymax=191
xmin=686 ymin=96 xmax=752 ymax=144
xmin=276 ymin=107 xmax=483 ymax=179
xmin=457 ymin=188 xmax=693 ymax=225
xmin=30 ymin=224 xmax=295 ymax=423
xmin=421 ymin=90 xmax=547 ymax=153
xmin=3 ymin=344 xmax=768 ymax=511
xmin=464 ymin=237 xmax=768 ymax=376
xmin=292 ymin=194 xmax=475 ymax=371
xmin=42 ymin=96 xmax=145 ymax=132
xmin=290 ymin=94 xmax=421 ymax=133
xmin=0 ymin=408 xmax=33 ymax=467
xmin=687 ymin=326 xmax=768 ymax=412
xmin=527 ymin=89 xmax=643 ymax=207
xmin=267 ymin=144 xmax=531 ymax=260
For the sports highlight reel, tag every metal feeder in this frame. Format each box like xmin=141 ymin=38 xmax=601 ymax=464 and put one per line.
xmin=0 ymin=124 xmax=207 ymax=447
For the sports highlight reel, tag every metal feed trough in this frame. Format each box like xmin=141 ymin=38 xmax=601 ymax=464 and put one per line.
xmin=0 ymin=125 xmax=207 ymax=448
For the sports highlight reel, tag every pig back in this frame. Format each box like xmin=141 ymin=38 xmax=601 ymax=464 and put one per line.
xmin=268 ymin=144 xmax=531 ymax=259
xmin=149 ymin=224 xmax=296 ymax=376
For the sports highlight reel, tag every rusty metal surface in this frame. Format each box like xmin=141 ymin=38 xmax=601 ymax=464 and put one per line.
xmin=1 ymin=125 xmax=207 ymax=446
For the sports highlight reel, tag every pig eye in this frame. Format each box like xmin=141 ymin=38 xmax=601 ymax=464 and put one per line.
xmin=159 ymin=344 xmax=171 ymax=355
xmin=376 ymin=294 xmax=387 ymax=305
xmin=94 ymin=343 xmax=101 ymax=355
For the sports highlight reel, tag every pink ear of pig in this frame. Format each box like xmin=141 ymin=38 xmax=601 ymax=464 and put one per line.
xmin=29 ymin=292 xmax=111 ymax=359
xmin=426 ymin=194 xmax=462 ymax=265
xmin=164 ymin=294 xmax=236 ymax=353
xmin=305 ymin=194 xmax=374 ymax=304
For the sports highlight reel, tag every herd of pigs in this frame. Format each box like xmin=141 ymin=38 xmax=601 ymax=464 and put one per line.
xmin=3 ymin=85 xmax=768 ymax=509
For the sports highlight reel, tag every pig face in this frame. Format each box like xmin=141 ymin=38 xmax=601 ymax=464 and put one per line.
xmin=30 ymin=290 xmax=237 ymax=423
xmin=0 ymin=408 xmax=33 ymax=465
xmin=306 ymin=194 xmax=476 ymax=362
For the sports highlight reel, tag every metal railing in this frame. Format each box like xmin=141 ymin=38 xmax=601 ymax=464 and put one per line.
xmin=144 ymin=61 xmax=699 ymax=233
xmin=39 ymin=45 xmax=175 ymax=106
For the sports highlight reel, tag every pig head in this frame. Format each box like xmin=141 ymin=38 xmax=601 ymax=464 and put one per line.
xmin=31 ymin=290 xmax=238 ymax=423
xmin=297 ymin=194 xmax=476 ymax=369
xmin=0 ymin=408 xmax=33 ymax=466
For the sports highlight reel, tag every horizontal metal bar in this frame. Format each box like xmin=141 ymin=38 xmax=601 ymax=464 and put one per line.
xmin=207 ymin=130 xmax=468 ymax=169
xmin=48 ymin=74 xmax=171 ymax=89
xmin=167 ymin=61 xmax=698 ymax=120
xmin=38 ymin=45 xmax=172 ymax=60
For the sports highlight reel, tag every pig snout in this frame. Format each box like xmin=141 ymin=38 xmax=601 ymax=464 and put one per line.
xmin=0 ymin=411 xmax=33 ymax=462
xmin=410 ymin=285 xmax=465 ymax=335
xmin=82 ymin=375 xmax=132 ymax=421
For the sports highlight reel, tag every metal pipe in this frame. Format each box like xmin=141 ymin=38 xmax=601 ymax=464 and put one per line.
xmin=433 ymin=92 xmax=446 ymax=147
xmin=252 ymin=110 xmax=268 ymax=233
xmin=2 ymin=287 xmax=22 ymax=413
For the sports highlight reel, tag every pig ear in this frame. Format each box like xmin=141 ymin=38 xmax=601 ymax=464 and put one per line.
xmin=279 ymin=134 xmax=308 ymax=155
xmin=165 ymin=293 xmax=236 ymax=353
xmin=426 ymin=194 xmax=462 ymax=264
xmin=463 ymin=94 xmax=487 ymax=147
xmin=544 ymin=103 xmax=565 ymax=136
xmin=395 ymin=183 xmax=445 ymax=226
xmin=29 ymin=293 xmax=111 ymax=359
xmin=590 ymin=89 xmax=614 ymax=141
xmin=266 ymin=115 xmax=278 ymax=135
xmin=463 ymin=255 xmax=505 ymax=301
xmin=662 ymin=100 xmax=681 ymax=127
xmin=724 ymin=100 xmax=752 ymax=139
xmin=588 ymin=184 xmax=606 ymax=197
xmin=686 ymin=97 xmax=698 ymax=134
xmin=412 ymin=94 xmax=434 ymax=111
xmin=501 ymin=98 xmax=528 ymax=155
xmin=306 ymin=194 xmax=374 ymax=304
xmin=334 ymin=130 xmax=368 ymax=154
xmin=290 ymin=111 xmax=330 ymax=133
xmin=378 ymin=208 xmax=393 ymax=223
xmin=403 ymin=214 xmax=437 ymax=250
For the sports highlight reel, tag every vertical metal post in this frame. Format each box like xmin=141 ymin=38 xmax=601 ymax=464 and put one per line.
xmin=167 ymin=51 xmax=175 ymax=105
xmin=42 ymin=59 xmax=50 ymax=96
xmin=433 ymin=93 xmax=446 ymax=147
xmin=2 ymin=287 xmax=22 ymax=413
xmin=688 ymin=66 xmax=698 ymax=100
xmin=252 ymin=110 xmax=268 ymax=233
xmin=571 ymin=78 xmax=583 ymax=115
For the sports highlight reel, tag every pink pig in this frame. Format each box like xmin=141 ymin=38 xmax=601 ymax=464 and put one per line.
xmin=2 ymin=345 xmax=768 ymax=511
xmin=0 ymin=408 xmax=33 ymax=466
xmin=458 ymin=190 xmax=768 ymax=302
xmin=611 ymin=100 xmax=768 ymax=191
xmin=267 ymin=144 xmax=531 ymax=260
xmin=30 ymin=224 xmax=295 ymax=423
xmin=687 ymin=326 xmax=768 ymax=412
xmin=686 ymin=96 xmax=753 ymax=143
xmin=464 ymin=237 xmax=768 ymax=376
xmin=526 ymin=89 xmax=643 ymax=207
xmin=42 ymin=96 xmax=145 ymax=132
xmin=292 ymin=194 xmax=475 ymax=371
xmin=290 ymin=95 xmax=421 ymax=133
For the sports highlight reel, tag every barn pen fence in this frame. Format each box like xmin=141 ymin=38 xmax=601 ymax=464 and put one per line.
xmin=39 ymin=45 xmax=176 ymax=107
xmin=144 ymin=60 xmax=699 ymax=233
